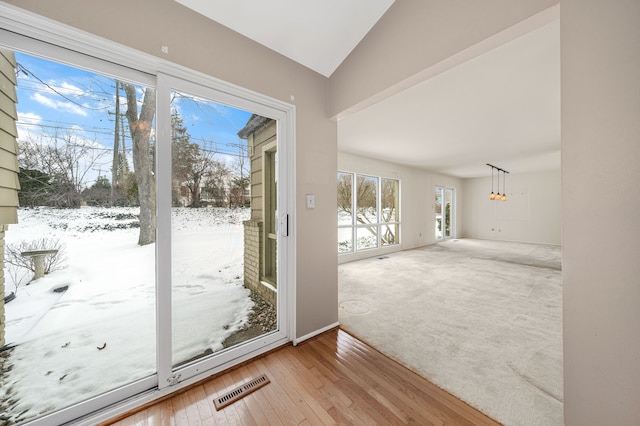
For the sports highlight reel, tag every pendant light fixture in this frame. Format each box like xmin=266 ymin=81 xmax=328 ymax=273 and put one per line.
xmin=501 ymin=169 xmax=507 ymax=201
xmin=489 ymin=167 xmax=496 ymax=200
xmin=486 ymin=163 xmax=509 ymax=201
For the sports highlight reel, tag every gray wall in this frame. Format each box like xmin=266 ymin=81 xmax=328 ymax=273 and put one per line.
xmin=561 ymin=0 xmax=640 ymax=423
xmin=461 ymin=170 xmax=561 ymax=245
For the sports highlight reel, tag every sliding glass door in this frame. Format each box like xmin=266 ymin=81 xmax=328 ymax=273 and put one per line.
xmin=0 ymin=49 xmax=158 ymax=424
xmin=162 ymin=79 xmax=280 ymax=375
xmin=1 ymin=30 xmax=292 ymax=425
xmin=155 ymin=74 xmax=290 ymax=391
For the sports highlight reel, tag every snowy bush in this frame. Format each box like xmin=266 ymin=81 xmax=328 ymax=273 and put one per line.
xmin=5 ymin=238 xmax=66 ymax=281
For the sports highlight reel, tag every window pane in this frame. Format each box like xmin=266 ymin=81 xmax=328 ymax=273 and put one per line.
xmin=356 ymin=175 xmax=378 ymax=225
xmin=338 ymin=228 xmax=353 ymax=253
xmin=356 ymin=226 xmax=378 ymax=250
xmin=444 ymin=188 xmax=453 ymax=238
xmin=6 ymin=50 xmax=156 ymax=422
xmin=381 ymin=179 xmax=399 ymax=223
xmin=338 ymin=172 xmax=401 ymax=254
xmin=170 ymin=91 xmax=277 ymax=368
xmin=381 ymin=223 xmax=399 ymax=246
xmin=337 ymin=172 xmax=353 ymax=225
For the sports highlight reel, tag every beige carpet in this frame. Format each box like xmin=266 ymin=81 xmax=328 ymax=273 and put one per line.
xmin=338 ymin=239 xmax=563 ymax=426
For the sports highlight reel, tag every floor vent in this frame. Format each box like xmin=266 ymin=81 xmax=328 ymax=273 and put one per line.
xmin=214 ymin=374 xmax=270 ymax=410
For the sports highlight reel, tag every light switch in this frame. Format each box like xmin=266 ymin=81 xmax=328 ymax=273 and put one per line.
xmin=306 ymin=194 xmax=315 ymax=209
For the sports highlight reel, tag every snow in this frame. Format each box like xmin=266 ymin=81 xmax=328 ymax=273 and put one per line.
xmin=1 ymin=206 xmax=252 ymax=420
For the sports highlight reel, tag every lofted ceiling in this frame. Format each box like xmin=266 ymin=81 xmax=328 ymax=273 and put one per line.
xmin=176 ymin=1 xmax=560 ymax=179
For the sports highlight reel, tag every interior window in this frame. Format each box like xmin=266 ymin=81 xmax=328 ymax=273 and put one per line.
xmin=338 ymin=171 xmax=400 ymax=254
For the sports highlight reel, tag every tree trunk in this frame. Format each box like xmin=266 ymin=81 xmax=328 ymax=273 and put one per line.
xmin=123 ymin=83 xmax=156 ymax=246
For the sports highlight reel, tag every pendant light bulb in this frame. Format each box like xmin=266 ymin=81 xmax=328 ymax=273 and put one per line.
xmin=490 ymin=192 xmax=495 ymax=200
xmin=501 ymin=193 xmax=507 ymax=201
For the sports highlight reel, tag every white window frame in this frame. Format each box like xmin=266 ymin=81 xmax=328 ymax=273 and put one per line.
xmin=338 ymin=170 xmax=400 ymax=255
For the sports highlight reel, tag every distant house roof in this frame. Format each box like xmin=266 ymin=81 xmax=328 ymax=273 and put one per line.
xmin=237 ymin=114 xmax=271 ymax=139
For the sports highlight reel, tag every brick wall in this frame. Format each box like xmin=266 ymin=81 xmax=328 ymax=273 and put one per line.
xmin=243 ymin=219 xmax=276 ymax=306
xmin=243 ymin=219 xmax=261 ymax=289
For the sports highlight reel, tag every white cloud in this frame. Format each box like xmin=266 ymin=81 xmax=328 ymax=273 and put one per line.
xmin=32 ymin=92 xmax=88 ymax=117
xmin=16 ymin=111 xmax=42 ymax=140
xmin=17 ymin=111 xmax=42 ymax=125
xmin=57 ymin=81 xmax=84 ymax=97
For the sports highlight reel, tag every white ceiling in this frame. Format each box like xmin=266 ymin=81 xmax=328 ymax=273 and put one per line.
xmin=339 ymin=19 xmax=561 ymax=178
xmin=175 ymin=0 xmax=395 ymax=77
xmin=176 ymin=1 xmax=560 ymax=179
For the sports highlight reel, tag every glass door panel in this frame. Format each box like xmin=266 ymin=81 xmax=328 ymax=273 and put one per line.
xmin=444 ymin=188 xmax=454 ymax=238
xmin=263 ymin=146 xmax=277 ymax=285
xmin=435 ymin=187 xmax=443 ymax=239
xmin=168 ymin=89 xmax=278 ymax=369
xmin=435 ymin=186 xmax=455 ymax=240
xmin=3 ymin=50 xmax=156 ymax=423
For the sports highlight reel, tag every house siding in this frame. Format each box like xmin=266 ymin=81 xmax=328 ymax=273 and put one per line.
xmin=0 ymin=47 xmax=20 ymax=348
xmin=247 ymin=120 xmax=276 ymax=222
xmin=241 ymin=119 xmax=277 ymax=305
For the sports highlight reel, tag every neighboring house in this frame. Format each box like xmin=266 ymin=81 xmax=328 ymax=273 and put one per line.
xmin=0 ymin=47 xmax=21 ymax=348
xmin=238 ymin=115 xmax=277 ymax=306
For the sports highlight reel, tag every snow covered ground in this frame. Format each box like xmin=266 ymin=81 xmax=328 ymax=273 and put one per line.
xmin=1 ymin=206 xmax=251 ymax=421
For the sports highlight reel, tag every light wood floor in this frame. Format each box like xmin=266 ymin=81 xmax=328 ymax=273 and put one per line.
xmin=107 ymin=329 xmax=499 ymax=425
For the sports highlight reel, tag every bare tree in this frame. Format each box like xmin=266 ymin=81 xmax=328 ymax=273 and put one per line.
xmin=337 ymin=173 xmax=380 ymax=245
xmin=337 ymin=173 xmax=353 ymax=216
xmin=170 ymin=110 xmax=223 ymax=208
xmin=234 ymin=144 xmax=250 ymax=206
xmin=122 ymin=82 xmax=156 ymax=245
xmin=228 ymin=175 xmax=250 ymax=207
xmin=339 ymin=174 xmax=377 ymax=226
xmin=183 ymin=143 xmax=217 ymax=208
xmin=17 ymin=131 xmax=109 ymax=207
xmin=202 ymin=160 xmax=230 ymax=206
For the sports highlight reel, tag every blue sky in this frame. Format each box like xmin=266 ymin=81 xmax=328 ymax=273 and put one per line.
xmin=14 ymin=51 xmax=252 ymax=185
